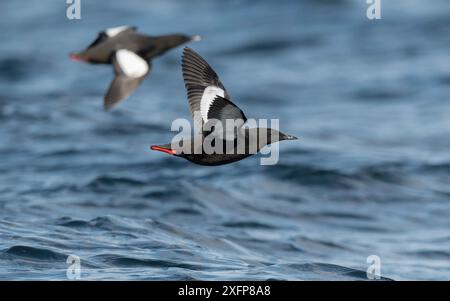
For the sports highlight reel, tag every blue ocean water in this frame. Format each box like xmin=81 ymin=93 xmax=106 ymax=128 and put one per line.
xmin=0 ymin=0 xmax=450 ymax=280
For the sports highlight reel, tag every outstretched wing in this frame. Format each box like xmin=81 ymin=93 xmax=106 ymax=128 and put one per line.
xmin=104 ymin=49 xmax=150 ymax=110
xmin=206 ymin=95 xmax=247 ymax=140
xmin=207 ymin=95 xmax=247 ymax=124
xmin=104 ymin=26 xmax=137 ymax=38
xmin=87 ymin=26 xmax=138 ymax=50
xmin=181 ymin=47 xmax=233 ymax=130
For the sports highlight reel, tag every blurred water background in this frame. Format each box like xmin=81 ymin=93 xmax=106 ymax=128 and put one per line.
xmin=0 ymin=0 xmax=450 ymax=280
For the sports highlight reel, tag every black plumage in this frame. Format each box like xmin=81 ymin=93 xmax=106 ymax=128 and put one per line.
xmin=151 ymin=47 xmax=298 ymax=166
xmin=70 ymin=26 xmax=200 ymax=110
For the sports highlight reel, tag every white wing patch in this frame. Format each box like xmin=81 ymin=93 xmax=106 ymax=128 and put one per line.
xmin=116 ymin=50 xmax=148 ymax=78
xmin=105 ymin=26 xmax=131 ymax=37
xmin=200 ymin=86 xmax=225 ymax=122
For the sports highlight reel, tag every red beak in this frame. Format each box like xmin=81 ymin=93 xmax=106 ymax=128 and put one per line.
xmin=150 ymin=145 xmax=176 ymax=155
xmin=69 ymin=53 xmax=86 ymax=62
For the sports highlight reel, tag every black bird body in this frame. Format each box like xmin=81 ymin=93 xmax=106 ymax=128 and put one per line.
xmin=70 ymin=26 xmax=200 ymax=110
xmin=74 ymin=31 xmax=193 ymax=64
xmin=151 ymin=48 xmax=297 ymax=166
xmin=153 ymin=143 xmax=252 ymax=166
xmin=157 ymin=128 xmax=293 ymax=166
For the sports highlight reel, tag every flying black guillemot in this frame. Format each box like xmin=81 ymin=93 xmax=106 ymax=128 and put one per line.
xmin=150 ymin=47 xmax=298 ymax=166
xmin=70 ymin=26 xmax=201 ymax=110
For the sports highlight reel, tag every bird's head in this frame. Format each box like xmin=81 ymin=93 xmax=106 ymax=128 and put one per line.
xmin=159 ymin=34 xmax=202 ymax=49
xmin=257 ymin=128 xmax=298 ymax=144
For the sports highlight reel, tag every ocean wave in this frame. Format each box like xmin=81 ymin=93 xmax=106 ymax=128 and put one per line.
xmin=1 ymin=245 xmax=66 ymax=261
